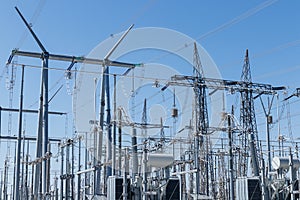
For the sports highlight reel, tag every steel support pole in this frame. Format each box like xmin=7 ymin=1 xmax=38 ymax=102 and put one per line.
xmin=105 ymin=67 xmax=112 ymax=182
xmin=60 ymin=145 xmax=64 ymax=200
xmin=289 ymin=147 xmax=295 ymax=200
xmin=24 ymin=140 xmax=29 ymax=200
xmin=3 ymin=160 xmax=8 ymax=200
xmin=15 ymin=65 xmax=25 ymax=200
xmin=71 ymin=140 xmax=74 ymax=198
xmin=30 ymin=164 xmax=34 ymax=200
xmin=228 ymin=114 xmax=234 ymax=200
xmin=77 ymin=137 xmax=81 ymax=200
xmin=132 ymin=128 xmax=138 ymax=176
xmin=0 ymin=170 xmax=3 ymax=200
xmin=12 ymin=144 xmax=17 ymax=200
xmin=142 ymin=144 xmax=148 ymax=200
xmin=118 ymin=109 xmax=122 ymax=176
xmin=46 ymin=142 xmax=51 ymax=198
xmin=96 ymin=65 xmax=107 ymax=195
xmin=34 ymin=56 xmax=45 ymax=199
xmin=112 ymin=75 xmax=116 ymax=176
xmin=21 ymin=135 xmax=25 ymax=199
xmin=266 ymin=117 xmax=271 ymax=170
xmin=195 ymin=135 xmax=200 ymax=196
xmin=84 ymin=132 xmax=90 ymax=196
xmin=259 ymin=95 xmax=275 ymax=172
xmin=123 ymin=148 xmax=129 ymax=200
xmin=65 ymin=142 xmax=70 ymax=199
xmin=42 ymin=54 xmax=49 ymax=196
xmin=0 ymin=108 xmax=1 ymax=138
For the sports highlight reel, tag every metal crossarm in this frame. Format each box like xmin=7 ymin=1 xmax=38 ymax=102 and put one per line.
xmin=166 ymin=75 xmax=281 ymax=95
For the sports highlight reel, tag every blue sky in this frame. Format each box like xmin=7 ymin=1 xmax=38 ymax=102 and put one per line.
xmin=1 ymin=0 xmax=299 ymax=82
xmin=0 ymin=0 xmax=300 ymax=160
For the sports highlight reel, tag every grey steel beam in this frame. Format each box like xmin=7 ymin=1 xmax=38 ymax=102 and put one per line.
xmin=0 ymin=135 xmax=61 ymax=142
xmin=11 ymin=50 xmax=141 ymax=68
xmin=0 ymin=107 xmax=66 ymax=115
xmin=163 ymin=75 xmax=285 ymax=95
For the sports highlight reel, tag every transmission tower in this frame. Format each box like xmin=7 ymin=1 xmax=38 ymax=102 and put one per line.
xmin=2 ymin=58 xmax=17 ymax=199
xmin=161 ymin=45 xmax=284 ymax=198
xmin=193 ymin=43 xmax=209 ymax=136
xmin=6 ymin=59 xmax=17 ymax=137
xmin=193 ymin=42 xmax=209 ymax=195
xmin=142 ymin=98 xmax=147 ymax=138
xmin=239 ymin=49 xmax=259 ymax=176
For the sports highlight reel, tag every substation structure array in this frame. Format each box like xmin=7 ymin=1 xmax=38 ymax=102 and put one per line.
xmin=1 ymin=6 xmax=300 ymax=200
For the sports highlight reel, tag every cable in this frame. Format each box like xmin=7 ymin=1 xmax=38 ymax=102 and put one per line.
xmin=10 ymin=62 xmax=172 ymax=83
xmin=254 ymin=39 xmax=300 ymax=59
xmin=108 ymin=0 xmax=158 ymax=40
xmin=0 ymin=65 xmax=7 ymax=84
xmin=120 ymin=0 xmax=158 ymax=31
xmin=147 ymin=0 xmax=279 ymax=64
xmin=11 ymin=61 xmax=272 ymax=124
xmin=10 ymin=62 xmax=300 ymax=137
xmin=255 ymin=64 xmax=300 ymax=82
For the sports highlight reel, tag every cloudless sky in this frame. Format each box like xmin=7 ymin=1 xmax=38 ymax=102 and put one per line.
xmin=0 ymin=0 xmax=300 ymax=162
xmin=1 ymin=1 xmax=299 ymax=81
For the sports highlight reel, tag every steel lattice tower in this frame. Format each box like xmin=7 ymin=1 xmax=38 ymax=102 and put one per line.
xmin=239 ymin=49 xmax=260 ymax=176
xmin=142 ymin=98 xmax=147 ymax=137
xmin=193 ymin=42 xmax=209 ymax=195
xmin=193 ymin=43 xmax=209 ymax=135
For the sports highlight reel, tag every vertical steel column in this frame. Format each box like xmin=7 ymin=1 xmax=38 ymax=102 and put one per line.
xmin=24 ymin=140 xmax=29 ymax=200
xmin=46 ymin=142 xmax=51 ymax=197
xmin=15 ymin=64 xmax=25 ymax=200
xmin=289 ymin=147 xmax=295 ymax=200
xmin=118 ymin=109 xmax=122 ymax=176
xmin=54 ymin=176 xmax=58 ymax=200
xmin=228 ymin=114 xmax=234 ymax=200
xmin=259 ymin=95 xmax=275 ymax=173
xmin=112 ymin=75 xmax=117 ymax=176
xmin=84 ymin=132 xmax=90 ymax=196
xmin=296 ymin=143 xmax=299 ymax=159
xmin=142 ymin=144 xmax=148 ymax=200
xmin=60 ymin=145 xmax=64 ymax=200
xmin=71 ymin=140 xmax=74 ymax=198
xmin=132 ymin=128 xmax=138 ymax=176
xmin=3 ymin=160 xmax=8 ymax=200
xmin=277 ymin=95 xmax=282 ymax=157
xmin=65 ymin=141 xmax=70 ymax=199
xmin=123 ymin=148 xmax=129 ymax=200
xmin=77 ymin=137 xmax=81 ymax=200
xmin=194 ymin=135 xmax=200 ymax=196
xmin=42 ymin=53 xmax=49 ymax=196
xmin=0 ymin=108 xmax=2 ymax=138
xmin=105 ymin=67 xmax=112 ymax=185
xmin=189 ymin=146 xmax=194 ymax=195
xmin=266 ymin=116 xmax=271 ymax=170
xmin=30 ymin=164 xmax=34 ymax=200
xmin=21 ymin=134 xmax=25 ymax=199
xmin=0 ymin=170 xmax=3 ymax=200
xmin=12 ymin=142 xmax=17 ymax=200
xmin=205 ymin=140 xmax=209 ymax=196
xmin=96 ymin=65 xmax=106 ymax=195
xmin=34 ymin=57 xmax=44 ymax=199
